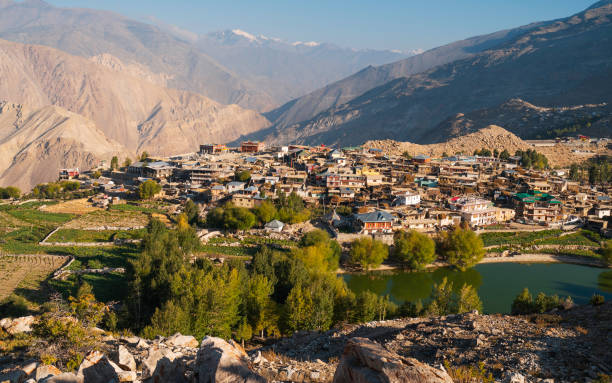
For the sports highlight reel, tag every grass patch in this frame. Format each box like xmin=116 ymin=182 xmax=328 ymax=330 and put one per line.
xmin=480 ymin=230 xmax=563 ymax=247
xmin=47 ymin=229 xmax=145 ymax=243
xmin=534 ymin=230 xmax=603 ymax=246
xmin=198 ymin=245 xmax=257 ymax=257
xmin=109 ymin=203 xmax=165 ymax=215
xmin=49 ymin=272 xmax=128 ymax=303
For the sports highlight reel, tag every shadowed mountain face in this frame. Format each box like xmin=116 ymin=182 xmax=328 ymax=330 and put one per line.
xmin=0 ymin=1 xmax=409 ymax=112
xmin=263 ymin=20 xmax=550 ymax=130
xmin=247 ymin=1 xmax=612 ymax=146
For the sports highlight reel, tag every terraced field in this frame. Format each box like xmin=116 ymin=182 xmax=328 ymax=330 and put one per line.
xmin=0 ymin=254 xmax=68 ymax=302
xmin=62 ymin=210 xmax=149 ymax=229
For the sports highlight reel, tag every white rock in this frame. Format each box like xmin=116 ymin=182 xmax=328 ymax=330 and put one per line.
xmin=116 ymin=345 xmax=137 ymax=371
xmin=166 ymin=333 xmax=199 ymax=348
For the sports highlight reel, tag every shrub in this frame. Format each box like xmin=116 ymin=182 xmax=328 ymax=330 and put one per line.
xmin=138 ymin=180 xmax=161 ymax=200
xmin=590 ymin=294 xmax=605 ymax=306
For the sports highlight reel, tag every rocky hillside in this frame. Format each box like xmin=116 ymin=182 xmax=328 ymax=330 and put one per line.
xmin=366 ymin=125 xmax=609 ymax=168
xmin=264 ymin=20 xmax=549 ymax=131
xmin=426 ymin=99 xmax=612 ymax=143
xmin=1 ymin=302 xmax=610 ymax=382
xmin=0 ymin=39 xmax=270 ymax=189
xmin=0 ymin=102 xmax=124 ymax=190
xmin=249 ymin=1 xmax=612 ymax=146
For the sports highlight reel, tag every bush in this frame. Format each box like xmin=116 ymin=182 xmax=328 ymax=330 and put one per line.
xmin=590 ymin=294 xmax=605 ymax=306
xmin=602 ymin=241 xmax=612 ymax=265
xmin=138 ymin=180 xmax=161 ymax=200
xmin=511 ymin=288 xmax=567 ymax=314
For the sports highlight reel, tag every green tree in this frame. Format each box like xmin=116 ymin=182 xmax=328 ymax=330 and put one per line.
xmin=457 ymin=284 xmax=482 ymax=314
xmin=138 ymin=180 xmax=161 ymax=199
xmin=222 ymin=205 xmax=256 ymax=231
xmin=511 ymin=288 xmax=534 ymax=315
xmin=499 ymin=149 xmax=510 ymax=161
xmin=140 ymin=152 xmax=149 ymax=161
xmin=184 ymin=199 xmax=199 ymax=226
xmin=92 ymin=170 xmax=102 ymax=179
xmin=123 ymin=157 xmax=132 ymax=168
xmin=0 ymin=186 xmax=20 ymax=199
xmin=253 ymin=200 xmax=277 ymax=224
xmin=110 ymin=156 xmax=119 ymax=170
xmin=426 ymin=277 xmax=455 ymax=316
xmin=569 ymin=164 xmax=581 ymax=181
xmin=393 ymin=230 xmax=436 ymax=270
xmin=234 ymin=170 xmax=251 ymax=182
xmin=438 ymin=227 xmax=485 ymax=271
xmin=349 ymin=237 xmax=389 ymax=270
xmin=235 ymin=318 xmax=252 ymax=347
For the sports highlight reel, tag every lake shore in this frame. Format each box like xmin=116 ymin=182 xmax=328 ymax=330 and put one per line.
xmin=337 ymin=253 xmax=609 ymax=274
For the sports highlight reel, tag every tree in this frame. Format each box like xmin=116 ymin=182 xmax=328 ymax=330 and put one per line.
xmin=393 ymin=230 xmax=436 ymax=270
xmin=438 ymin=227 xmax=485 ymax=271
xmin=223 ymin=205 xmax=256 ymax=231
xmin=92 ymin=170 xmax=102 ymax=179
xmin=425 ymin=277 xmax=455 ymax=316
xmin=569 ymin=164 xmax=581 ymax=181
xmin=457 ymin=284 xmax=482 ymax=314
xmin=253 ymin=200 xmax=277 ymax=224
xmin=138 ymin=180 xmax=161 ymax=200
xmin=140 ymin=152 xmax=149 ymax=161
xmin=511 ymin=288 xmax=534 ymax=315
xmin=0 ymin=186 xmax=20 ymax=199
xmin=184 ymin=199 xmax=199 ymax=226
xmin=110 ymin=156 xmax=119 ymax=170
xmin=234 ymin=170 xmax=251 ymax=182
xmin=499 ymin=149 xmax=510 ymax=161
xmin=235 ymin=318 xmax=252 ymax=347
xmin=493 ymin=149 xmax=499 ymax=158
xmin=401 ymin=151 xmax=412 ymax=160
xmin=349 ymin=237 xmax=388 ymax=270
xmin=123 ymin=157 xmax=132 ymax=168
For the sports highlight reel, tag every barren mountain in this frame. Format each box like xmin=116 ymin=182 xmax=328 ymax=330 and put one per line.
xmin=0 ymin=39 xmax=269 ymax=152
xmin=0 ymin=0 xmax=274 ymax=111
xmin=0 ymin=0 xmax=410 ymax=111
xmin=251 ymin=1 xmax=612 ymax=146
xmin=264 ymin=20 xmax=549 ymax=130
xmin=0 ymin=39 xmax=270 ymax=189
xmin=428 ymin=99 xmax=612 ymax=142
xmin=0 ymin=102 xmax=124 ymax=190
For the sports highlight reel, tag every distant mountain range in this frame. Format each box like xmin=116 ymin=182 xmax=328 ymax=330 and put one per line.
xmin=0 ymin=0 xmax=409 ymax=111
xmin=242 ymin=0 xmax=612 ymax=146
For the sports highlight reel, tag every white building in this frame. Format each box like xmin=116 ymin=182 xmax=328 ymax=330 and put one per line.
xmin=393 ymin=192 xmax=421 ymax=206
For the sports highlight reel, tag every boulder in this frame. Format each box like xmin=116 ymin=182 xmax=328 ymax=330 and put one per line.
xmin=196 ymin=336 xmax=267 ymax=383
xmin=35 ymin=365 xmax=62 ymax=381
xmin=116 ymin=345 xmax=137 ymax=371
xmin=0 ymin=316 xmax=35 ymax=334
xmin=41 ymin=373 xmax=84 ymax=383
xmin=166 ymin=333 xmax=199 ymax=348
xmin=332 ymin=337 xmax=453 ymax=383
xmin=141 ymin=344 xmax=187 ymax=382
xmin=503 ymin=372 xmax=526 ymax=383
xmin=76 ymin=351 xmax=118 ymax=383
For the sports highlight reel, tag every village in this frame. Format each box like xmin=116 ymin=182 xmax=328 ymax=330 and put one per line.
xmin=57 ymin=137 xmax=611 ymax=247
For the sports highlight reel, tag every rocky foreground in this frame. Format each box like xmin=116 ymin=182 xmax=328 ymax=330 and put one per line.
xmin=1 ymin=302 xmax=611 ymax=382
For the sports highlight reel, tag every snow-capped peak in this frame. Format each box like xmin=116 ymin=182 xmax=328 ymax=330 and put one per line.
xmin=231 ymin=29 xmax=258 ymax=42
xmin=292 ymin=41 xmax=320 ymax=47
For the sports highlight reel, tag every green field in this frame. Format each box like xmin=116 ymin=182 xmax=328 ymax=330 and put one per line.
xmin=47 ymin=228 xmax=145 ymax=243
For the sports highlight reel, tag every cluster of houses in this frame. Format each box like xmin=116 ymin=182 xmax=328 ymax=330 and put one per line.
xmin=67 ymin=140 xmax=612 ymax=237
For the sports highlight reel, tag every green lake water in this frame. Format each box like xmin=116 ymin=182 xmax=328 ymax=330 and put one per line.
xmin=342 ymin=263 xmax=612 ymax=314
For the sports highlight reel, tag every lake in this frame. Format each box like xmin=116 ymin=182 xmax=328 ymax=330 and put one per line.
xmin=342 ymin=263 xmax=612 ymax=314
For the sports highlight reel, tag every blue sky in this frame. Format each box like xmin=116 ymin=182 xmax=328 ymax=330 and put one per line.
xmin=46 ymin=0 xmax=597 ymax=52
